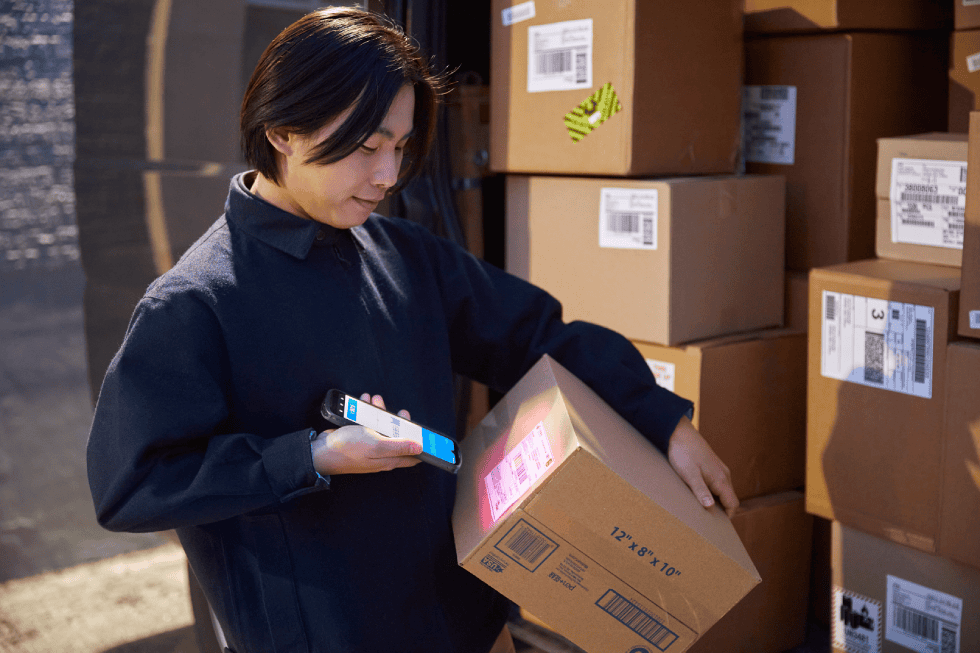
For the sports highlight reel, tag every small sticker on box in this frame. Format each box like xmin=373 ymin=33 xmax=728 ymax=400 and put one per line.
xmin=965 ymin=0 xmax=980 ymax=7
xmin=742 ymin=85 xmax=797 ymax=165
xmin=890 ymin=158 xmax=966 ymax=250
xmin=484 ymin=422 xmax=555 ymax=523
xmin=501 ymin=1 xmax=535 ymax=26
xmin=645 ymin=359 xmax=675 ymax=393
xmin=886 ymin=576 xmax=962 ymax=653
xmin=968 ymin=52 xmax=980 ymax=73
xmin=821 ymin=291 xmax=934 ymax=399
xmin=527 ymin=19 xmax=592 ymax=93
xmin=564 ymin=82 xmax=622 ymax=143
xmin=598 ymin=187 xmax=657 ymax=250
xmin=834 ymin=587 xmax=882 ymax=653
xmin=971 ymin=311 xmax=980 ymax=330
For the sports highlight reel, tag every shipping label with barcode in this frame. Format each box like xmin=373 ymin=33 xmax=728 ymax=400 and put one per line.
xmin=886 ymin=576 xmax=962 ymax=653
xmin=821 ymin=291 xmax=934 ymax=399
xmin=527 ymin=19 xmax=592 ymax=93
xmin=742 ymin=85 xmax=796 ymax=165
xmin=494 ymin=518 xmax=558 ymax=571
xmin=645 ymin=359 xmax=676 ymax=392
xmin=484 ymin=421 xmax=555 ymax=523
xmin=890 ymin=159 xmax=966 ymax=250
xmin=598 ymin=187 xmax=657 ymax=250
xmin=834 ymin=587 xmax=882 ymax=653
xmin=501 ymin=0 xmax=535 ymax=26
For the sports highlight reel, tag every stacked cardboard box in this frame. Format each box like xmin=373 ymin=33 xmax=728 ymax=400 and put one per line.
xmin=960 ymin=112 xmax=980 ymax=338
xmin=951 ymin=1 xmax=980 ymax=132
xmin=476 ymin=1 xmax=813 ymax=651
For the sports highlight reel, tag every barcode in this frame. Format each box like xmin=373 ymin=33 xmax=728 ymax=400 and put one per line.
xmin=504 ymin=523 xmax=552 ymax=565
xmin=536 ymin=49 xmax=572 ymax=75
xmin=575 ymin=51 xmax=587 ymax=84
xmin=826 ymin=295 xmax=837 ymax=321
xmin=893 ymin=605 xmax=939 ymax=642
xmin=596 ymin=590 xmax=678 ymax=651
xmin=609 ymin=212 xmax=640 ymax=233
xmin=942 ymin=626 xmax=957 ymax=653
xmin=961 ymin=167 xmax=968 ymax=184
xmin=760 ymin=86 xmax=789 ymax=101
xmin=900 ymin=192 xmax=959 ymax=205
xmin=643 ymin=217 xmax=654 ymax=246
xmin=915 ymin=319 xmax=927 ymax=384
xmin=514 ymin=452 xmax=527 ymax=484
xmin=864 ymin=332 xmax=884 ymax=384
xmin=901 ymin=218 xmax=936 ymax=228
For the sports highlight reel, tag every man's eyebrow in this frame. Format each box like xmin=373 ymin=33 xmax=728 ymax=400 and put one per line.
xmin=375 ymin=127 xmax=414 ymax=142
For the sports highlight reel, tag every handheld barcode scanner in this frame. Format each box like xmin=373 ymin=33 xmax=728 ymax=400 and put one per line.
xmin=320 ymin=389 xmax=461 ymax=474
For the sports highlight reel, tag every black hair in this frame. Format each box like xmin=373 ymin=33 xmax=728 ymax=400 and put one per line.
xmin=240 ymin=7 xmax=444 ymax=190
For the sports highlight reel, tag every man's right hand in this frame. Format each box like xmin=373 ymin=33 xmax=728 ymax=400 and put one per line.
xmin=312 ymin=393 xmax=422 ymax=475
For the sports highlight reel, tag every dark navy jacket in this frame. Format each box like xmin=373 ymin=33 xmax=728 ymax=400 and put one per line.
xmin=86 ymin=173 xmax=694 ymax=652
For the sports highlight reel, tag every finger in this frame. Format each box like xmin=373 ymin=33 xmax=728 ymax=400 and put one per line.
xmin=397 ymin=409 xmax=411 ymax=420
xmin=371 ymin=394 xmax=386 ymax=410
xmin=677 ymin=466 xmax=715 ymax=509
xmin=373 ymin=437 xmax=422 ymax=458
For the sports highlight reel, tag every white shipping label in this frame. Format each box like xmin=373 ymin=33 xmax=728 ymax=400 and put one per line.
xmin=742 ymin=85 xmax=797 ymax=165
xmin=502 ymin=1 xmax=535 ymax=26
xmin=968 ymin=52 xmax=980 ymax=74
xmin=598 ymin=187 xmax=657 ymax=250
xmin=834 ymin=587 xmax=882 ymax=653
xmin=821 ymin=292 xmax=934 ymax=399
xmin=971 ymin=311 xmax=980 ymax=330
xmin=965 ymin=0 xmax=980 ymax=7
xmin=890 ymin=159 xmax=966 ymax=250
xmin=484 ymin=422 xmax=555 ymax=523
xmin=645 ymin=359 xmax=676 ymax=393
xmin=527 ymin=19 xmax=592 ymax=93
xmin=886 ymin=576 xmax=962 ymax=653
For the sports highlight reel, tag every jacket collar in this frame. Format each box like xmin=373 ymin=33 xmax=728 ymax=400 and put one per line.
xmin=226 ymin=172 xmax=346 ymax=259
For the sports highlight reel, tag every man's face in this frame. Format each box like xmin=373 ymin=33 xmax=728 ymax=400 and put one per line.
xmin=263 ymin=84 xmax=415 ymax=229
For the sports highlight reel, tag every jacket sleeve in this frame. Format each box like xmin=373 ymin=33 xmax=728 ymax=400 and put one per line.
xmin=86 ymin=293 xmax=324 ymax=533
xmin=420 ymin=229 xmax=694 ymax=453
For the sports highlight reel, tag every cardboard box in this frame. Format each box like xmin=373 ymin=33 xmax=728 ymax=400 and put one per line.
xmin=745 ymin=0 xmax=951 ymax=34
xmin=687 ymin=491 xmax=812 ymax=653
xmin=489 ymin=0 xmax=743 ymax=176
xmin=744 ymin=33 xmax=948 ymax=271
xmin=939 ymin=340 xmax=980 ymax=570
xmin=806 ymin=259 xmax=960 ymax=553
xmin=956 ymin=0 xmax=980 ymax=31
xmin=875 ymin=133 xmax=967 ymax=268
xmin=831 ymin=522 xmax=980 ymax=653
xmin=949 ymin=30 xmax=980 ymax=135
xmin=453 ymin=355 xmax=761 ymax=653
xmin=634 ymin=329 xmax=806 ymax=502
xmin=960 ymin=112 xmax=980 ymax=338
xmin=506 ymin=174 xmax=786 ymax=346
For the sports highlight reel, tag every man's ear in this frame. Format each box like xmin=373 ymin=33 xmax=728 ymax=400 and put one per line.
xmin=265 ymin=127 xmax=295 ymax=156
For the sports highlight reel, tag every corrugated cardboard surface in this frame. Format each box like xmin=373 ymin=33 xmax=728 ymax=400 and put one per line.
xmin=831 ymin=522 xmax=980 ymax=653
xmin=634 ymin=329 xmax=806 ymax=502
xmin=806 ymin=259 xmax=960 ymax=553
xmin=874 ymin=133 xmax=967 ymax=267
xmin=949 ymin=30 xmax=980 ymax=134
xmin=453 ymin=355 xmax=760 ymax=653
xmin=505 ymin=175 xmax=785 ymax=346
xmin=744 ymin=0 xmax=951 ymax=33
xmin=938 ymin=340 xmax=980 ymax=570
xmin=688 ymin=492 xmax=812 ymax=653
xmin=745 ymin=33 xmax=948 ymax=271
xmin=489 ymin=0 xmax=743 ymax=176
xmin=960 ymin=111 xmax=980 ymax=338
xmin=956 ymin=0 xmax=980 ymax=30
